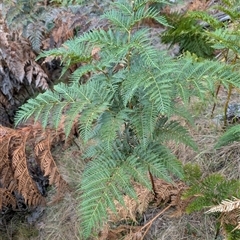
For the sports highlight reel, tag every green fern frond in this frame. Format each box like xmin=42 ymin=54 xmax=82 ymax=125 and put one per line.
xmin=78 ymin=28 xmax=128 ymax=48
xmin=224 ymin=224 xmax=240 ymax=240
xmin=187 ymin=11 xmax=223 ymax=28
xmin=80 ymin=138 xmax=183 ymax=238
xmin=80 ymin=147 xmax=137 ymax=238
xmin=37 ymin=39 xmax=92 ymax=76
xmin=216 ymin=1 xmax=240 ymax=20
xmin=175 ymin=56 xmax=240 ymax=103
xmin=183 ymin=172 xmax=240 ymax=213
xmin=154 ymin=117 xmax=198 ymax=151
xmin=131 ymin=28 xmax=161 ymax=66
xmin=78 ymin=102 xmax=110 ymax=142
xmin=215 ymin=125 xmax=240 ymax=148
xmin=15 ymin=80 xmax=113 ymax=137
xmin=95 ymin=110 xmax=130 ymax=150
xmin=207 ymin=28 xmax=240 ymax=54
xmin=113 ymin=1 xmax=132 ymax=16
xmin=130 ymin=97 xmax=158 ymax=146
xmin=162 ymin=12 xmax=216 ymax=58
xmin=104 ymin=9 xmax=131 ymax=32
xmin=183 ymin=163 xmax=202 ymax=185
xmin=103 ymin=0 xmax=169 ymax=31
xmin=132 ymin=5 xmax=169 ymax=27
xmin=135 ymin=143 xmax=184 ymax=181
xmin=138 ymin=7 xmax=171 ymax=27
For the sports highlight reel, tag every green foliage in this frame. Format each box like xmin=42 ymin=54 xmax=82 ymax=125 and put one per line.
xmin=215 ymin=125 xmax=240 ymax=148
xmin=224 ymin=224 xmax=240 ymax=240
xmin=184 ymin=163 xmax=240 ymax=239
xmin=161 ymin=11 xmax=221 ymax=58
xmin=162 ymin=0 xmax=240 ymax=59
xmin=183 ymin=164 xmax=240 ymax=213
xmin=80 ymin=140 xmax=182 ymax=237
xmin=13 ymin=0 xmax=240 ymax=238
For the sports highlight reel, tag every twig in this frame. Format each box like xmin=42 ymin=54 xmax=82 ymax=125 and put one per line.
xmin=140 ymin=204 xmax=172 ymax=240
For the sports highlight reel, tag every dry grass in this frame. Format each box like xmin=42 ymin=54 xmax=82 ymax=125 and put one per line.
xmin=143 ymin=209 xmax=217 ymax=240
xmin=23 ymin=139 xmax=84 ymax=240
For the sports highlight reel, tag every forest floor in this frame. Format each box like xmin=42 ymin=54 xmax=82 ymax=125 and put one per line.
xmin=2 ymin=87 xmax=237 ymax=240
xmin=1 ymin=0 xmax=240 ymax=239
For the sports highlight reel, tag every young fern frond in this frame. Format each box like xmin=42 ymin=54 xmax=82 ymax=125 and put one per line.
xmin=183 ymin=170 xmax=240 ymax=213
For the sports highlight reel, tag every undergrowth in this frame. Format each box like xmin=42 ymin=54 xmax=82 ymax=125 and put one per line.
xmin=1 ymin=0 xmax=240 ymax=239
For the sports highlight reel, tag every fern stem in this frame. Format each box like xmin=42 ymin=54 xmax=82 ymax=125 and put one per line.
xmin=223 ymin=54 xmax=237 ymax=126
xmin=224 ymin=84 xmax=232 ymax=126
xmin=211 ymin=84 xmax=221 ymax=118
xmin=148 ymin=169 xmax=157 ymax=199
xmin=126 ymin=30 xmax=132 ymax=71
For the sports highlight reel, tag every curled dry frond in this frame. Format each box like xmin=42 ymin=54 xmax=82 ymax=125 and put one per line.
xmin=206 ymin=197 xmax=240 ymax=233
xmin=0 ymin=16 xmax=49 ymax=90
xmin=206 ymin=197 xmax=240 ymax=214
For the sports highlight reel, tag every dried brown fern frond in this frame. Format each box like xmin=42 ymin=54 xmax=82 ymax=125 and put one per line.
xmin=0 ymin=126 xmax=18 ymax=195
xmin=0 ymin=16 xmax=49 ymax=90
xmin=102 ymin=178 xmax=190 ymax=239
xmin=0 ymin=189 xmax=16 ymax=210
xmin=153 ymin=178 xmax=190 ymax=217
xmin=0 ymin=16 xmax=49 ymax=126
xmin=206 ymin=197 xmax=240 ymax=232
xmin=43 ymin=10 xmax=76 ymax=50
xmin=34 ymin=131 xmax=69 ymax=201
xmin=206 ymin=197 xmax=240 ymax=214
xmin=5 ymin=126 xmax=46 ymax=207
xmin=98 ymin=224 xmax=142 ymax=240
xmin=0 ymin=123 xmax=70 ymax=211
xmin=108 ymin=182 xmax=154 ymax=223
xmin=42 ymin=8 xmax=108 ymax=50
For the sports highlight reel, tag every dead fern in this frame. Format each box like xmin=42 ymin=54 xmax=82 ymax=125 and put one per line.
xmin=99 ymin=178 xmax=190 ymax=239
xmin=0 ymin=123 xmax=69 ymax=211
xmin=206 ymin=197 xmax=240 ymax=231
xmin=0 ymin=14 xmax=49 ymax=126
xmin=0 ymin=24 xmax=49 ymax=90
